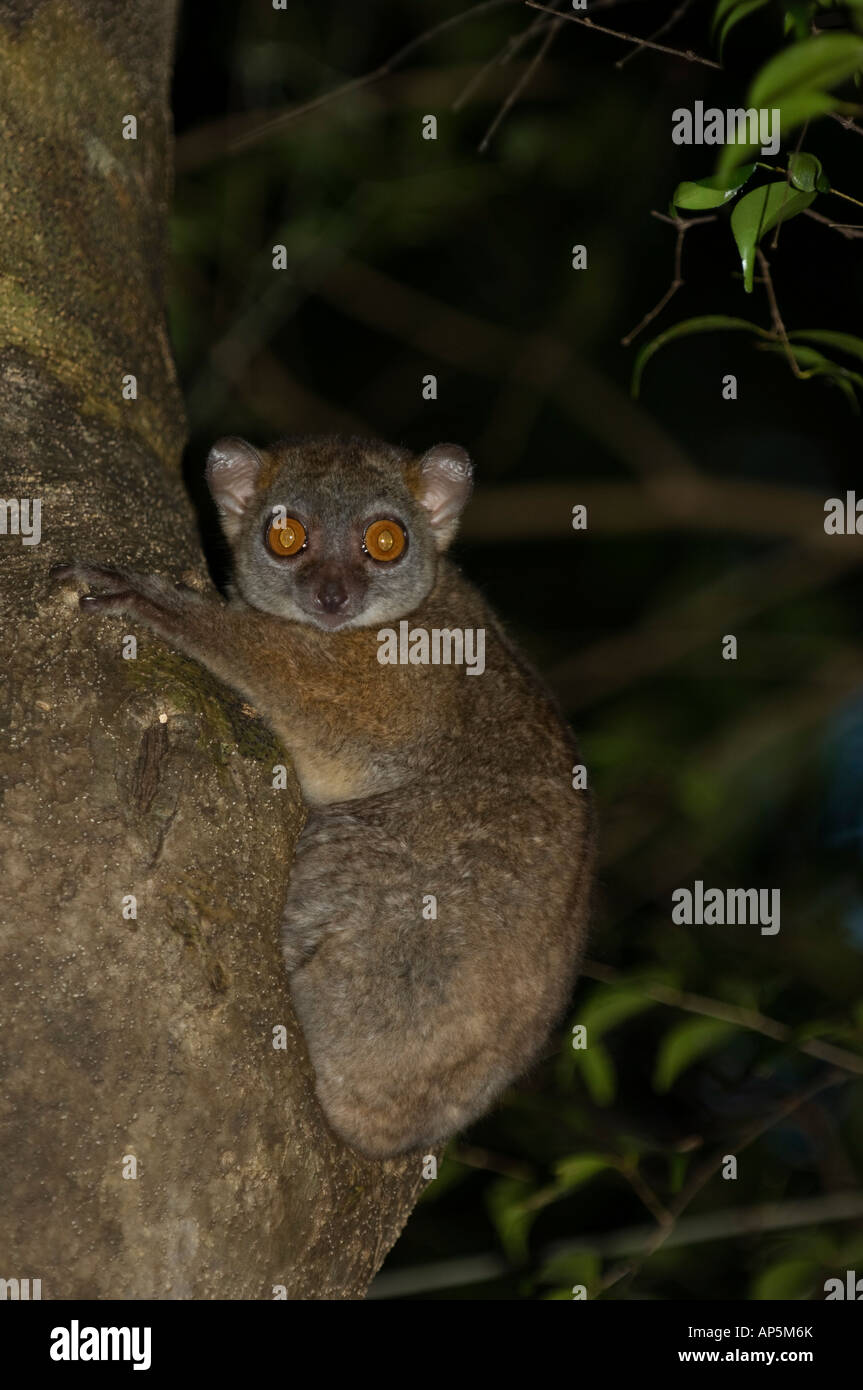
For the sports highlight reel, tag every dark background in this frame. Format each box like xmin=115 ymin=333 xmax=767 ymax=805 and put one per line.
xmin=169 ymin=0 xmax=863 ymax=1299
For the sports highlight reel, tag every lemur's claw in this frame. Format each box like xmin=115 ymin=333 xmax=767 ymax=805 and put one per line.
xmin=79 ymin=590 xmax=133 ymax=611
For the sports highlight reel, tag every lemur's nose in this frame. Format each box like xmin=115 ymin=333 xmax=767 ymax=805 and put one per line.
xmin=315 ymin=579 xmax=349 ymax=614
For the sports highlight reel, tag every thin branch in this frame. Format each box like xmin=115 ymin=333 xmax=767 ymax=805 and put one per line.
xmin=803 ymin=207 xmax=863 ymax=239
xmin=546 ymin=1190 xmax=863 ymax=1260
xmin=479 ymin=10 xmax=564 ymax=153
xmin=756 ymin=248 xmax=801 ymax=377
xmin=524 ymin=1 xmax=722 ymax=70
xmin=621 ymin=211 xmax=717 ymax=347
xmin=758 ymin=160 xmax=863 ymax=213
xmin=452 ymin=9 xmax=553 ymax=112
xmin=616 ymin=0 xmax=695 ymax=70
xmin=453 ymin=0 xmax=640 ymax=119
xmin=598 ymin=643 xmax=863 ymax=872
xmin=828 ymin=185 xmax=863 ymax=212
xmin=518 ymin=1150 xmax=672 ymax=1226
xmin=368 ymin=1190 xmax=863 ymax=1296
xmin=771 ymin=118 xmax=808 ymax=251
xmin=582 ymin=962 xmax=863 ymax=1079
xmin=229 ymin=0 xmax=522 ymax=153
xmin=830 ymin=111 xmax=863 ymax=138
xmin=450 ymin=1143 xmax=537 ymax=1183
xmin=602 ymin=1070 xmax=848 ymax=1293
xmin=296 ymin=256 xmax=703 ymax=484
xmin=549 ymin=541 xmax=863 ymax=715
xmin=622 ymin=1164 xmax=674 ymax=1227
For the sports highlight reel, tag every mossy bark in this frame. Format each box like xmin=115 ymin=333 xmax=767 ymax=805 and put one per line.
xmin=0 ymin=0 xmax=422 ymax=1300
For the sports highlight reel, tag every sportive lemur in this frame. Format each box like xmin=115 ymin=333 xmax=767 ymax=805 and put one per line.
xmin=53 ymin=435 xmax=594 ymax=1158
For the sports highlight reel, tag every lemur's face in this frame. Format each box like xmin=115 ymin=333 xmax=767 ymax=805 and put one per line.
xmin=206 ymin=435 xmax=473 ymax=631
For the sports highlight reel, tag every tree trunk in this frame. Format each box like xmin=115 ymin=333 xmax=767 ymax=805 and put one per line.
xmin=0 ymin=0 xmax=422 ymax=1300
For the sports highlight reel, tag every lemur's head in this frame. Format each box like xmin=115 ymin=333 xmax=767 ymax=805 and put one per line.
xmin=206 ymin=434 xmax=473 ymax=631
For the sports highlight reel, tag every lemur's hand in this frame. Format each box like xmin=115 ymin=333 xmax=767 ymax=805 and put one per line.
xmin=51 ymin=563 xmax=207 ymax=636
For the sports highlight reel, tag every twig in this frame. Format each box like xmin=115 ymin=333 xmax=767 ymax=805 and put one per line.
xmin=479 ymin=10 xmax=564 ymax=153
xmin=450 ymin=1143 xmax=537 ymax=1183
xmin=524 ymin=1 xmax=722 ymax=70
xmin=830 ymin=112 xmax=863 ymax=138
xmin=758 ymin=160 xmax=863 ymax=213
xmin=803 ymin=207 xmax=863 ymax=239
xmin=452 ymin=9 xmax=552 ymax=112
xmin=622 ymin=1164 xmax=673 ymax=1227
xmin=519 ymin=1150 xmax=672 ymax=1226
xmin=756 ymin=248 xmax=801 ymax=378
xmin=621 ymin=211 xmax=716 ymax=347
xmin=616 ymin=0 xmax=694 ymax=70
xmin=601 ymin=1069 xmax=848 ymax=1292
xmin=827 ymin=186 xmax=863 ymax=211
xmin=308 ymin=256 xmax=702 ymax=484
xmin=229 ymin=0 xmax=522 ymax=153
xmin=545 ymin=1190 xmax=863 ymax=1260
xmin=582 ymin=962 xmax=863 ymax=1079
xmin=771 ymin=118 xmax=808 ymax=251
xmin=549 ymin=542 xmax=863 ymax=715
xmin=368 ymin=1190 xmax=863 ymax=1296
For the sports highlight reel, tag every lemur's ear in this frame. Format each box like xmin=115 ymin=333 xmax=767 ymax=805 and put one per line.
xmin=417 ymin=444 xmax=474 ymax=552
xmin=206 ymin=437 xmax=265 ymax=539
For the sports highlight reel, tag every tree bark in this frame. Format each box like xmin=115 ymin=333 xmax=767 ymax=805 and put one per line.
xmin=0 ymin=0 xmax=423 ymax=1299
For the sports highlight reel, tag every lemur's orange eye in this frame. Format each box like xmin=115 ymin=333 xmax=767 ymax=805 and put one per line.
xmin=364 ymin=519 xmax=406 ymax=562
xmin=267 ymin=516 xmax=307 ymax=557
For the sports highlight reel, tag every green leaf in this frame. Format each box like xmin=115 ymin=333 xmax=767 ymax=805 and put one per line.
xmin=487 ymin=1155 xmax=616 ymax=1264
xmin=773 ymin=87 xmax=850 ymax=131
xmin=716 ymin=0 xmax=772 ymax=57
xmin=653 ymin=1018 xmax=739 ymax=1093
xmin=577 ymin=985 xmax=656 ymax=1041
xmin=752 ymin=1259 xmax=817 ymax=1300
xmin=730 ymin=182 xmax=815 ymax=291
xmin=788 ymin=150 xmax=830 ymax=192
xmin=784 ymin=3 xmax=814 ymax=42
xmin=561 ymin=989 xmax=650 ymax=1089
xmin=631 ymin=315 xmax=770 ymax=396
xmin=485 ymin=1177 xmax=534 ymax=1263
xmin=720 ymin=91 xmax=851 ymax=180
xmin=553 ymin=1153 xmax=614 ymax=1190
xmin=715 ymin=35 xmax=863 ymax=178
xmin=790 ymin=328 xmax=863 ymax=364
xmin=761 ymin=340 xmax=863 ymax=382
xmin=712 ymin=0 xmax=765 ymax=33
xmin=536 ymin=1250 xmax=600 ymax=1293
xmin=758 ymin=342 xmax=863 ymax=408
xmin=712 ymin=0 xmax=744 ymax=29
xmin=578 ymin=1041 xmax=616 ymax=1106
xmin=672 ymin=164 xmax=756 ymax=210
xmin=668 ymin=1152 xmax=690 ymax=1195
xmin=751 ymin=34 xmax=863 ymax=107
xmin=801 ymin=345 xmax=863 ymax=383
